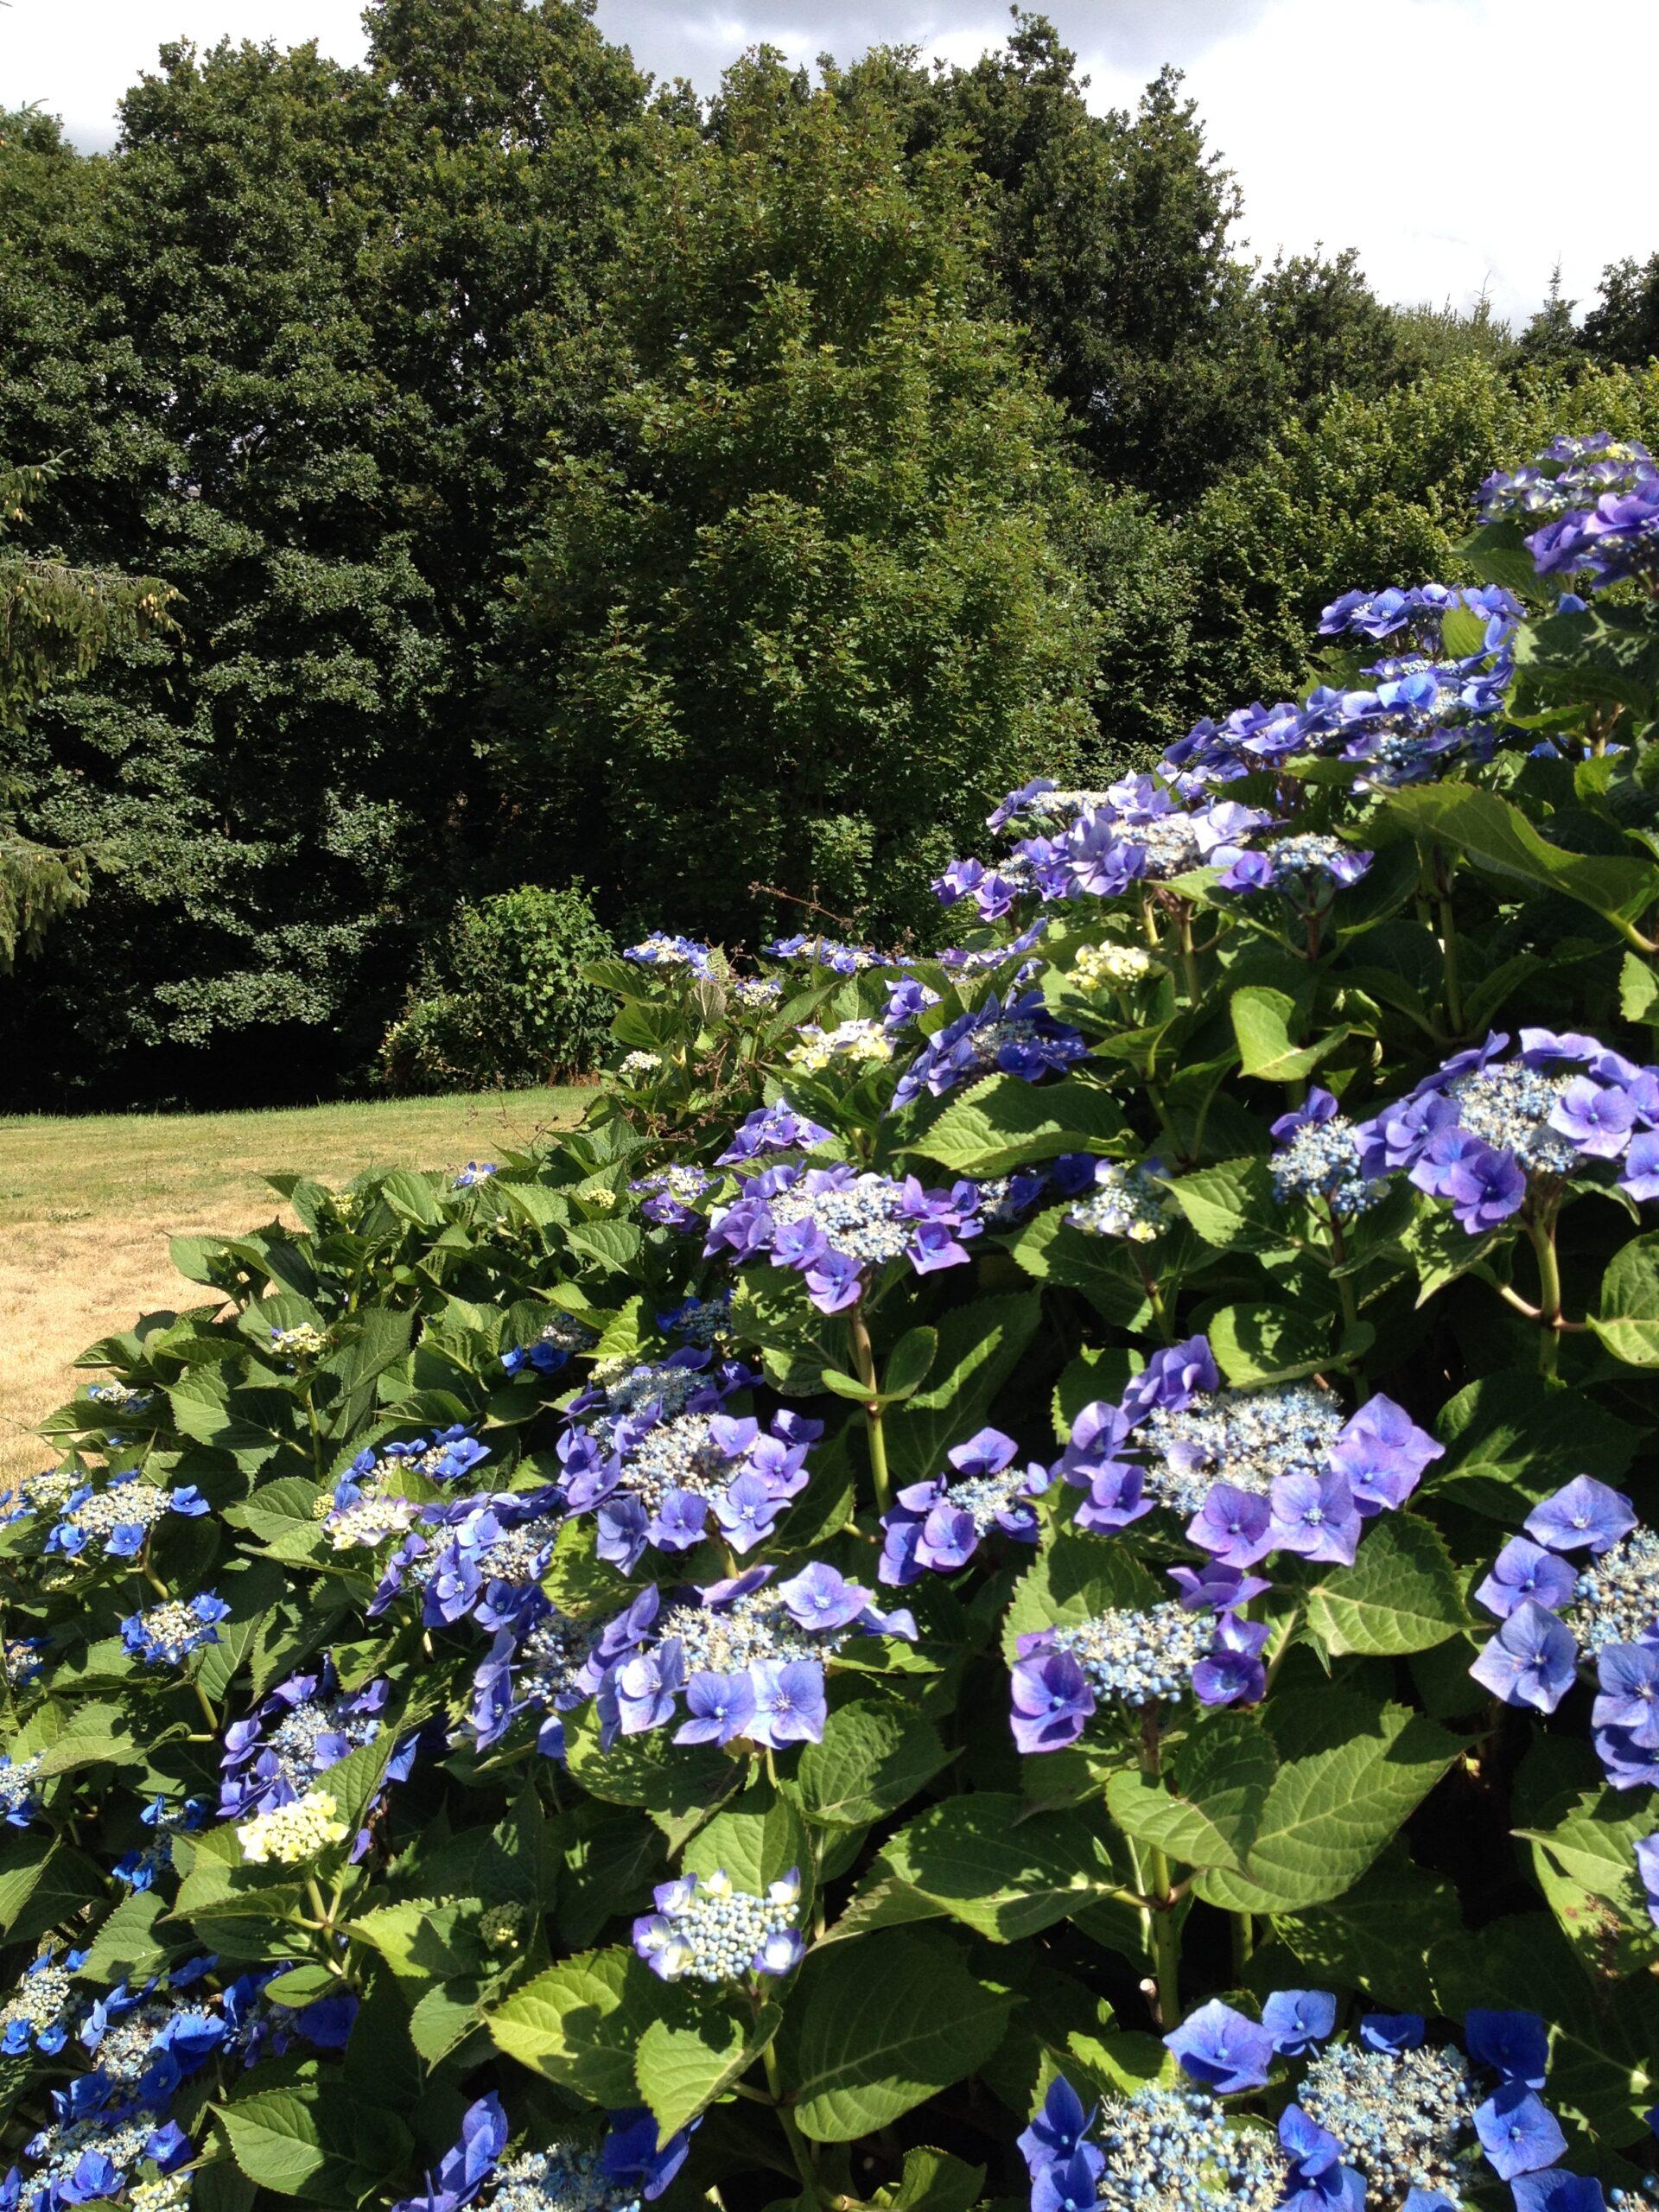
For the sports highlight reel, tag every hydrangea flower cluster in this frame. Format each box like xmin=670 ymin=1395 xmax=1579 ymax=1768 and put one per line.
xmin=86 ymin=1385 xmax=154 ymax=1417
xmin=1025 ymin=1994 xmax=1567 ymax=2212
xmin=715 ymin=1100 xmax=832 ymax=1164
xmin=625 ymin=933 xmax=715 ymax=978
xmin=1479 ymin=434 xmax=1659 ymax=591
xmin=0 ymin=1756 xmax=43 ymax=1827
xmin=618 ymin=1051 xmax=663 ymax=1081
xmin=268 ymin=1321 xmax=329 ymax=1360
xmin=237 ymin=1788 xmax=349 ymax=1865
xmin=113 ymin=1796 xmax=209 ymax=1891
xmin=559 ymin=1369 xmax=822 ymax=1570
xmin=656 ymin=1289 xmax=734 ymax=1345
xmin=3 ymin=2089 xmax=192 ymax=2212
xmin=987 ymin=779 xmax=1117 ymax=834
xmin=630 ymin=1164 xmax=715 ymax=1229
xmin=219 ymin=1660 xmax=412 ymax=1823
xmin=879 ymin=1427 xmax=1052 ymax=1585
xmin=1357 ymin=1030 xmax=1659 ymax=1232
xmin=729 ymin=975 xmax=783 ymax=1008
xmin=389 ymin=2092 xmax=691 ymax=2212
xmin=500 ymin=1313 xmax=596 ymax=1377
xmin=0 ymin=1948 xmax=88 ymax=2056
xmin=1470 ymin=1477 xmax=1659 ymax=1788
xmin=890 ymin=988 xmax=1088 ymax=1110
xmin=763 ymin=933 xmax=891 ymax=973
xmin=119 ymin=1591 xmax=230 ymax=1668
xmin=939 ymin=918 xmax=1050 ymax=976
xmin=470 ymin=1594 xmax=628 ymax=1763
xmin=400 ymin=1484 xmax=567 ymax=1630
xmin=632 ymin=1867 xmax=804 ymax=1982
xmin=1064 ymin=1158 xmax=1173 ymax=1241
xmin=785 ymin=1017 xmax=894 ymax=1078
xmin=325 ymin=1427 xmax=492 ymax=1551
xmin=705 ymin=1161 xmax=982 ymax=1312
xmin=1211 ymin=831 xmax=1374 ymax=899
xmin=1068 ymin=940 xmax=1154 ymax=993
xmin=1272 ymin=1089 xmax=1388 ymax=1218
xmin=590 ymin=1563 xmax=915 ymax=1751
xmin=1009 ymin=1574 xmax=1268 ymax=1751
xmin=40 ymin=1475 xmax=208 ymax=1564
xmin=452 ymin=1162 xmax=497 ymax=1190
xmin=1056 ymin=1336 xmax=1440 ymax=1570
xmin=1319 ymin=582 xmax=1515 ymax=652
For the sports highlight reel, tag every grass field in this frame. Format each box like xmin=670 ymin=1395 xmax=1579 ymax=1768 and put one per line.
xmin=0 ymin=1087 xmax=587 ymax=1483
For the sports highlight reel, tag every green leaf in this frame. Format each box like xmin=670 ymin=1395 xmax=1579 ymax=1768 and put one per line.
xmin=215 ymin=2088 xmax=410 ymax=2204
xmin=1432 ymin=1368 xmax=1638 ymax=1513
xmin=564 ymin=1219 xmax=645 ymax=1274
xmin=878 ymin=1794 xmax=1125 ymax=1940
xmin=486 ymin=1947 xmax=658 ymax=2105
xmin=908 ymin=1075 xmax=1126 ymax=1176
xmin=1594 ymin=1232 xmax=1659 ymax=1364
xmin=1193 ymin=1693 xmax=1459 ymax=1913
xmin=797 ymin=1703 xmax=953 ymax=1829
xmin=1166 ymin=1158 xmax=1287 ymax=1253
xmin=870 ymin=2149 xmax=986 ymax=2212
xmin=885 ymin=1295 xmax=1041 ymax=1491
xmin=636 ymin=2001 xmax=780 ymax=2143
xmin=377 ymin=1169 xmax=442 ymax=1226
xmin=1620 ymin=950 xmax=1659 ymax=1027
xmin=1383 ymin=782 xmax=1659 ymax=942
xmin=683 ymin=1783 xmax=810 ymax=1897
xmin=1513 ymin=599 xmax=1659 ymax=717
xmin=779 ymin=1929 xmax=1012 ymax=2142
xmin=1304 ymin=1516 xmax=1471 ymax=1657
xmin=881 ymin=1327 xmax=938 ymax=1403
xmin=1270 ymin=1845 xmax=1462 ymax=2015
xmin=1230 ymin=988 xmax=1349 ymax=1084
xmin=1105 ymin=1714 xmax=1277 ymax=1875
xmin=1208 ymin=1303 xmax=1330 ymax=1387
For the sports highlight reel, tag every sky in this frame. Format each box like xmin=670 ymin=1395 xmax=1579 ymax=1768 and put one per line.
xmin=5 ymin=0 xmax=1657 ymax=327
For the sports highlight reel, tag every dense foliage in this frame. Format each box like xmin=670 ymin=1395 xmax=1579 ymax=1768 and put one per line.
xmin=378 ymin=886 xmax=615 ymax=1092
xmin=5 ymin=3 xmax=1659 ymax=1104
xmin=9 ymin=429 xmax=1659 ymax=2212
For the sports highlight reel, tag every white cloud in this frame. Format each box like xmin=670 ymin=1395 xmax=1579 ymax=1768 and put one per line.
xmin=7 ymin=0 xmax=1655 ymax=321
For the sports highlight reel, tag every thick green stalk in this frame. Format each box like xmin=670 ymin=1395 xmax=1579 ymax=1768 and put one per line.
xmin=1529 ymin=1214 xmax=1564 ymax=1377
xmin=1145 ymin=1845 xmax=1181 ymax=2031
xmin=764 ymin=2037 xmax=820 ymax=2200
xmin=847 ymin=1298 xmax=891 ymax=1515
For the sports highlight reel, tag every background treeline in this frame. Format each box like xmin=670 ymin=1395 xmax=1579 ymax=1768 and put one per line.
xmin=4 ymin=0 xmax=1659 ymax=1109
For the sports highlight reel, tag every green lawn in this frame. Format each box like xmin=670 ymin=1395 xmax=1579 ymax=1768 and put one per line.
xmin=0 ymin=1086 xmax=587 ymax=1481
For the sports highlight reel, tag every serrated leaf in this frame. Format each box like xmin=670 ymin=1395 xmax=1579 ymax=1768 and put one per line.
xmin=1231 ymin=988 xmax=1349 ymax=1084
xmin=1593 ymin=1231 xmax=1659 ymax=1364
xmin=797 ymin=1703 xmax=952 ymax=1829
xmin=908 ymin=1075 xmax=1126 ymax=1176
xmin=683 ymin=1783 xmax=810 ymax=1897
xmin=1166 ymin=1158 xmax=1287 ymax=1253
xmin=1207 ymin=1303 xmax=1330 ymax=1387
xmin=1105 ymin=1714 xmax=1277 ymax=1875
xmin=1305 ymin=1516 xmax=1470 ymax=1657
xmin=779 ymin=1930 xmax=1011 ymax=2142
xmin=1384 ymin=781 xmax=1659 ymax=940
xmin=1193 ymin=1694 xmax=1459 ymax=1913
xmin=878 ymin=1794 xmax=1123 ymax=1940
xmin=636 ymin=2001 xmax=779 ymax=2143
xmin=486 ymin=1947 xmax=655 ymax=2105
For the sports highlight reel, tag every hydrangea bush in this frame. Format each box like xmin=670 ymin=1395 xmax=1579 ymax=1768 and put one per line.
xmin=9 ymin=429 xmax=1659 ymax=2212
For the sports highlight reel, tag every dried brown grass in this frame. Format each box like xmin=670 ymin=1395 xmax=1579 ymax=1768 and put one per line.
xmin=0 ymin=1088 xmax=583 ymax=1481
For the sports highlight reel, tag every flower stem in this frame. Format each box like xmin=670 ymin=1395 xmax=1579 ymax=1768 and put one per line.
xmin=1145 ymin=1845 xmax=1181 ymax=2031
xmin=763 ymin=2037 xmax=820 ymax=2200
xmin=1528 ymin=1213 xmax=1564 ymax=1376
xmin=190 ymin=1677 xmax=219 ymax=1735
xmin=847 ymin=1299 xmax=891 ymax=1516
xmin=1435 ymin=897 xmax=1463 ymax=1034
xmin=1231 ymin=1910 xmax=1254 ymax=1979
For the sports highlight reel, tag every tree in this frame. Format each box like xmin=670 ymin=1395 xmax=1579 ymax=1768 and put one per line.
xmin=0 ymin=3 xmax=650 ymax=1106
xmin=501 ymin=53 xmax=1102 ymax=945
xmin=1583 ymin=252 xmax=1659 ymax=367
xmin=0 ymin=458 xmax=174 ymax=968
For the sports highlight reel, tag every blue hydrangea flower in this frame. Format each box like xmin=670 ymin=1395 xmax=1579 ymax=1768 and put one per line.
xmin=219 ymin=1658 xmax=426 ymax=1834
xmin=4 ymin=2079 xmax=192 ymax=2212
xmin=452 ymin=1162 xmax=497 ymax=1189
xmin=388 ymin=2092 xmax=692 ymax=2212
xmin=325 ymin=1428 xmax=492 ymax=1552
xmin=763 ymin=933 xmax=892 ymax=973
xmin=715 ymin=1101 xmax=833 ymax=1165
xmin=1010 ymin=1576 xmax=1268 ymax=1752
xmin=1271 ymin=1090 xmax=1388 ymax=1218
xmin=1021 ymin=2075 xmax=1288 ymax=2212
xmin=0 ymin=1757 xmax=44 ymax=1828
xmin=112 ymin=1795 xmax=210 ymax=1891
xmin=0 ymin=1948 xmax=89 ymax=2056
xmin=880 ymin=1427 xmax=1052 ymax=1585
xmin=1054 ymin=1335 xmax=1440 ymax=1569
xmin=119 ymin=1592 xmax=231 ymax=1668
xmin=42 ymin=1475 xmax=208 ymax=1564
xmin=630 ymin=1164 xmax=715 ymax=1229
xmin=889 ymin=988 xmax=1087 ymax=1110
xmin=624 ymin=932 xmax=716 ymax=977
xmin=412 ymin=1486 xmax=567 ymax=1631
xmin=656 ymin=1288 xmax=734 ymax=1346
xmin=632 ymin=1867 xmax=803 ymax=1982
xmin=705 ymin=1161 xmax=982 ymax=1313
xmin=590 ymin=1562 xmax=915 ymax=1752
xmin=501 ymin=1313 xmax=596 ymax=1377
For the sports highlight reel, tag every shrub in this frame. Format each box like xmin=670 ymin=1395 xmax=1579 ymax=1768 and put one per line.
xmin=10 ymin=427 xmax=1659 ymax=2212
xmin=379 ymin=882 xmax=615 ymax=1090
